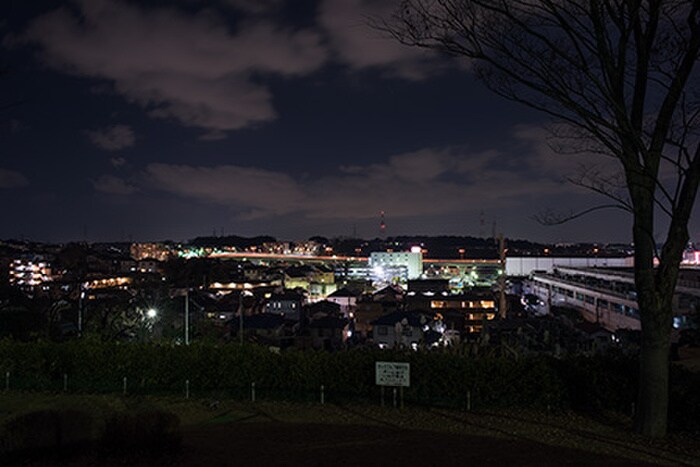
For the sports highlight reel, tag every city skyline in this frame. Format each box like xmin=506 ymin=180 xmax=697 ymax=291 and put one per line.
xmin=1 ymin=0 xmax=696 ymax=243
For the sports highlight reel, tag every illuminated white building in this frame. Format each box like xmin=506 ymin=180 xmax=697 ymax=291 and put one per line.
xmin=9 ymin=256 xmax=54 ymax=287
xmin=370 ymin=250 xmax=423 ymax=283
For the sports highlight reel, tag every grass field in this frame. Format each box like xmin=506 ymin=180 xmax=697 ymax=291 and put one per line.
xmin=1 ymin=391 xmax=699 ymax=466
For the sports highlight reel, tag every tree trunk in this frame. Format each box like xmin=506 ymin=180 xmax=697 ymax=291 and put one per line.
xmin=632 ymin=191 xmax=689 ymax=436
xmin=630 ymin=175 xmax=673 ymax=437
xmin=634 ymin=301 xmax=671 ymax=437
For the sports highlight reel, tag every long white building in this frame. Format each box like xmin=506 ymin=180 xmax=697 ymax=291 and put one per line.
xmin=528 ymin=266 xmax=699 ymax=331
xmin=507 ymin=256 xmax=633 ymax=276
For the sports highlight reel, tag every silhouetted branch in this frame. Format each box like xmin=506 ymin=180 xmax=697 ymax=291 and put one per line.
xmin=532 ymin=204 xmax=630 ymax=226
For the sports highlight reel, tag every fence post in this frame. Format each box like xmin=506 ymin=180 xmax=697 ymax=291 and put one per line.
xmin=251 ymin=382 xmax=256 ymax=402
xmin=63 ymin=373 xmax=68 ymax=392
xmin=185 ymin=379 xmax=190 ymax=400
xmin=380 ymin=386 xmax=385 ymax=407
xmin=320 ymin=385 xmax=325 ymax=405
xmin=467 ymin=390 xmax=471 ymax=412
xmin=392 ymin=387 xmax=397 ymax=408
xmin=123 ymin=376 xmax=127 ymax=396
xmin=4 ymin=371 xmax=9 ymax=391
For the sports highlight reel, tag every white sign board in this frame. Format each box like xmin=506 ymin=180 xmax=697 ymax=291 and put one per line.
xmin=375 ymin=361 xmax=410 ymax=387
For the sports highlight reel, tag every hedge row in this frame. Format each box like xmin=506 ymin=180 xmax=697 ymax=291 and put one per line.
xmin=0 ymin=339 xmax=698 ymax=431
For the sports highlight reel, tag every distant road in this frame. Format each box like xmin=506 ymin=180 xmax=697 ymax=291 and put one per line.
xmin=209 ymin=251 xmax=500 ymax=265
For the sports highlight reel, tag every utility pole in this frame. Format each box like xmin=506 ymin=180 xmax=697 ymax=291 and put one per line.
xmin=498 ymin=234 xmax=507 ymax=320
xmin=184 ymin=289 xmax=189 ymax=345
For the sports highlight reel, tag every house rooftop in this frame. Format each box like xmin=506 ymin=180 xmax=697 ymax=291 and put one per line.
xmin=328 ymin=287 xmax=358 ymax=298
xmin=269 ymin=290 xmax=304 ymax=301
xmin=307 ymin=300 xmax=341 ymax=314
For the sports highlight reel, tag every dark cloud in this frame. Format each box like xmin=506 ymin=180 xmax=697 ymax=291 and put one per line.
xmin=92 ymin=175 xmax=138 ymax=195
xmin=19 ymin=0 xmax=326 ymax=133
xmin=0 ymin=168 xmax=28 ymax=188
xmin=319 ymin=0 xmax=446 ymax=80
xmin=110 ymin=156 xmax=127 ymax=168
xmin=87 ymin=124 xmax=135 ymax=151
xmin=134 ymin=137 xmax=574 ymax=221
xmin=512 ymin=124 xmax=622 ymax=191
xmin=223 ymin=0 xmax=286 ymax=14
xmin=144 ymin=163 xmax=305 ymax=216
xmin=10 ymin=119 xmax=27 ymax=134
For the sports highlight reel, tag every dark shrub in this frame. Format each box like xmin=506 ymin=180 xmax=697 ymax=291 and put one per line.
xmin=2 ymin=340 xmax=700 ymax=433
xmin=668 ymin=367 xmax=700 ymax=433
xmin=555 ymin=354 xmax=637 ymax=413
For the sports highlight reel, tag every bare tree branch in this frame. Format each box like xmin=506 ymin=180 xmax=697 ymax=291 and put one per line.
xmin=532 ymin=204 xmax=631 ymax=225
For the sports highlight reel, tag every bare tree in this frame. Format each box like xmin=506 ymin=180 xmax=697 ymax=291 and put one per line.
xmin=380 ymin=0 xmax=700 ymax=437
xmin=84 ymin=295 xmax=142 ymax=341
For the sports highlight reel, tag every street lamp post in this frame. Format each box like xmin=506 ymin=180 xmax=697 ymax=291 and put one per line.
xmin=78 ymin=284 xmax=85 ymax=337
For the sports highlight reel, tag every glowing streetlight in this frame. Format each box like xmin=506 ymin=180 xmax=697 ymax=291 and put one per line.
xmin=146 ymin=308 xmax=157 ymax=319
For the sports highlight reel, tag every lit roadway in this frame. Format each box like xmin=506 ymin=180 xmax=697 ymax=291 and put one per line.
xmin=209 ymin=251 xmax=500 ymax=266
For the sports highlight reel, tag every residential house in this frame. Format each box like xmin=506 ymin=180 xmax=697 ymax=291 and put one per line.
xmin=284 ymin=265 xmax=337 ymax=300
xmin=233 ymin=313 xmax=286 ymax=345
xmin=326 ymin=287 xmax=358 ymax=317
xmin=371 ymin=310 xmax=440 ymax=349
xmin=265 ymin=290 xmax=305 ymax=321
xmin=308 ymin=316 xmax=350 ymax=350
xmin=306 ymin=300 xmax=342 ymax=320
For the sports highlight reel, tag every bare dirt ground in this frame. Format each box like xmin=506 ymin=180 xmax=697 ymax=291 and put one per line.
xmin=4 ymin=396 xmax=699 ymax=466
xmin=176 ymin=421 xmax=654 ymax=467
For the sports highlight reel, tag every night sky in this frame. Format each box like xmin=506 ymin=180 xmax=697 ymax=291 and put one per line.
xmin=1 ymin=0 xmax=695 ymax=244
